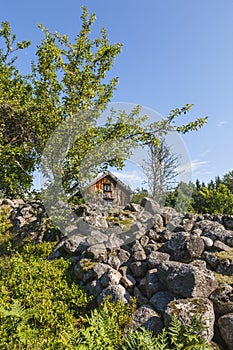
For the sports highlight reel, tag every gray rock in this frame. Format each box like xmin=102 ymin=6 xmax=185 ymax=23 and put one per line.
xmin=76 ymin=218 xmax=91 ymax=234
xmin=159 ymin=232 xmax=204 ymax=263
xmin=97 ymin=285 xmax=130 ymax=304
xmin=82 ymin=269 xmax=97 ymax=284
xmin=12 ymin=198 xmax=25 ymax=206
xmin=151 ymin=214 xmax=164 ymax=231
xmin=222 ymin=215 xmax=233 ymax=230
xmin=203 ymin=251 xmax=219 ymax=269
xmin=202 ymin=229 xmax=233 ymax=247
xmin=194 ymin=219 xmax=225 ymax=234
xmin=131 ymin=305 xmax=163 ymax=336
xmin=192 ymin=228 xmax=202 ymax=236
xmin=189 ymin=259 xmax=207 ymax=269
xmin=147 ymin=230 xmax=160 ymax=241
xmin=132 ymin=249 xmax=147 ymax=261
xmin=105 ymin=233 xmax=124 ymax=249
xmin=141 ymin=198 xmax=160 ymax=215
xmin=119 ymin=265 xmax=131 ymax=276
xmin=218 ymin=313 xmax=233 ymax=350
xmin=133 ymin=286 xmax=148 ymax=304
xmin=144 ymin=243 xmax=159 ymax=255
xmin=202 ymin=236 xmax=214 ymax=249
xmin=216 ymin=259 xmax=233 ymax=276
xmin=86 ymin=230 xmax=108 ymax=245
xmin=106 ymin=254 xmax=121 ymax=270
xmin=164 ymin=298 xmax=215 ymax=342
xmin=88 ymin=214 xmax=108 ymax=228
xmin=157 ymin=261 xmax=218 ymax=298
xmin=138 ymin=277 xmax=147 ymax=296
xmin=19 ymin=206 xmax=33 ymax=218
xmin=117 ymin=248 xmax=131 ymax=265
xmin=148 ymin=251 xmax=170 ymax=269
xmin=63 ymin=235 xmax=86 ymax=254
xmin=84 ymin=279 xmax=103 ymax=297
xmin=121 ymin=274 xmax=136 ymax=289
xmin=14 ymin=216 xmax=26 ymax=228
xmin=140 ymin=235 xmax=150 ymax=247
xmin=213 ymin=240 xmax=231 ymax=251
xmin=158 ymin=229 xmax=177 ymax=242
xmin=86 ymin=243 xmax=107 ymax=260
xmin=131 ymin=240 xmax=145 ymax=253
xmin=160 ymin=207 xmax=179 ymax=226
xmin=100 ymin=268 xmax=122 ymax=288
xmin=73 ymin=264 xmax=84 ymax=280
xmin=2 ymin=198 xmax=15 ymax=207
xmin=210 ymin=284 xmax=233 ymax=315
xmin=146 ymin=269 xmax=163 ymax=298
xmin=125 ymin=202 xmax=142 ymax=212
xmin=130 ymin=261 xmax=148 ymax=278
xmin=150 ymin=290 xmax=177 ymax=314
xmin=92 ymin=263 xmax=110 ymax=279
xmin=182 ymin=217 xmax=197 ymax=232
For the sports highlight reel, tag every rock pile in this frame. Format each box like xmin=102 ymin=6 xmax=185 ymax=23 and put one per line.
xmin=2 ymin=197 xmax=233 ymax=349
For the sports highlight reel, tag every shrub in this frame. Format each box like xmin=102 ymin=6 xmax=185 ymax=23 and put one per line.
xmin=0 ymin=241 xmax=89 ymax=349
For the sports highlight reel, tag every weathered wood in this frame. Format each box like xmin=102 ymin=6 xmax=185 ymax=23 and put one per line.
xmin=85 ymin=172 xmax=131 ymax=206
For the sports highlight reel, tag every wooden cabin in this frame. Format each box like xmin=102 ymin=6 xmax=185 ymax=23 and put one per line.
xmin=85 ymin=171 xmax=132 ymax=207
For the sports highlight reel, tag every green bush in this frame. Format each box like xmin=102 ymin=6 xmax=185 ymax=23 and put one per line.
xmin=0 ymin=242 xmax=89 ymax=349
xmin=0 ymin=205 xmax=12 ymax=235
xmin=0 ymin=235 xmax=214 ymax=349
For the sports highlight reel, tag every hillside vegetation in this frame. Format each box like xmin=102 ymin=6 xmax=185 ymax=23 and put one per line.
xmin=0 ymin=206 xmax=214 ymax=349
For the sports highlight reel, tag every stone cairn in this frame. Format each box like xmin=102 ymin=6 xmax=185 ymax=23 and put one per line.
xmin=2 ymin=197 xmax=233 ymax=349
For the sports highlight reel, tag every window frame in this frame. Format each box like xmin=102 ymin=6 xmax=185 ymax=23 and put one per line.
xmin=103 ymin=183 xmax=111 ymax=192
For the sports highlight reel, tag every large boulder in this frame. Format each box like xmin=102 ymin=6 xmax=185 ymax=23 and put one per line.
xmin=131 ymin=305 xmax=163 ymax=336
xmin=148 ymin=251 xmax=170 ymax=268
xmin=193 ymin=219 xmax=225 ymax=234
xmin=201 ymin=229 xmax=233 ymax=247
xmin=159 ymin=232 xmax=205 ymax=262
xmin=140 ymin=197 xmax=160 ymax=215
xmin=145 ymin=268 xmax=164 ymax=298
xmin=164 ymin=298 xmax=215 ymax=342
xmin=97 ymin=285 xmax=130 ymax=304
xmin=210 ymin=283 xmax=233 ymax=315
xmin=157 ymin=261 xmax=218 ymax=298
xmin=218 ymin=313 xmax=233 ymax=350
xmin=150 ymin=290 xmax=178 ymax=314
xmin=222 ymin=215 xmax=233 ymax=230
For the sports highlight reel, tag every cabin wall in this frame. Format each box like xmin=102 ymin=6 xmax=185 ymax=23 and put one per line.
xmin=85 ymin=175 xmax=130 ymax=206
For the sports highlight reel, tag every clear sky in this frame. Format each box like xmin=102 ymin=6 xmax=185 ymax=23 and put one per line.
xmin=1 ymin=0 xmax=233 ymax=188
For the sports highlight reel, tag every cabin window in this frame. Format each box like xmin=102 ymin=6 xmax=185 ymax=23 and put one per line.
xmin=103 ymin=183 xmax=111 ymax=192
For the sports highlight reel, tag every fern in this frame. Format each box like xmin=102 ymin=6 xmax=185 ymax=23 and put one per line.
xmin=155 ymin=329 xmax=171 ymax=350
xmin=122 ymin=327 xmax=170 ymax=350
xmin=76 ymin=297 xmax=135 ymax=350
xmin=121 ymin=313 xmax=213 ymax=350
xmin=168 ymin=313 xmax=213 ymax=350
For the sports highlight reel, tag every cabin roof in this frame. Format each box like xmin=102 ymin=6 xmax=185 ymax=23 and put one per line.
xmin=86 ymin=171 xmax=132 ymax=193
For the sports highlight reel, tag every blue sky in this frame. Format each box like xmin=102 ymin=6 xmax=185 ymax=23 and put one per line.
xmin=1 ymin=0 xmax=233 ymax=189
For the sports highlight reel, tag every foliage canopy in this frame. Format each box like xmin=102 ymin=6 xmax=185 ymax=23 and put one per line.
xmin=0 ymin=7 xmax=207 ymax=200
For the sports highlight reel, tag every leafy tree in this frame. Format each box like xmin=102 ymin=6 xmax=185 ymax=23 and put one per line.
xmin=0 ymin=8 xmax=208 ymax=199
xmin=0 ymin=8 xmax=121 ymax=198
xmin=194 ymin=183 xmax=233 ymax=214
xmin=186 ymin=176 xmax=233 ymax=214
